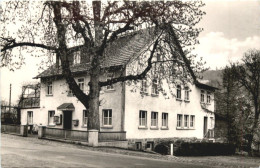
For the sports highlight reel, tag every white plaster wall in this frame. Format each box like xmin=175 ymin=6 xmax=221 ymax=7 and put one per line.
xmin=21 ymin=108 xmax=42 ymax=125
xmin=38 ymin=73 xmax=123 ymax=132
xmin=124 ymin=81 xmax=215 ymax=139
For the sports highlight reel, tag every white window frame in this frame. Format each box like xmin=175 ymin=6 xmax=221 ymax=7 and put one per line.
xmin=103 ymin=109 xmax=112 ymax=126
xmin=162 ymin=113 xmax=168 ymax=128
xmin=190 ymin=115 xmax=195 ymax=128
xmin=46 ymin=82 xmax=53 ymax=95
xmin=141 ymin=79 xmax=148 ymax=94
xmin=106 ymin=73 xmax=114 ymax=90
xmin=83 ymin=110 xmax=88 ymax=127
xmin=139 ymin=110 xmax=147 ymax=127
xmin=201 ymin=90 xmax=205 ymax=102
xmin=177 ymin=114 xmax=182 ymax=128
xmin=27 ymin=111 xmax=33 ymax=125
xmin=73 ymin=51 xmax=81 ymax=65
xmin=184 ymin=115 xmax=189 ymax=128
xmin=184 ymin=87 xmax=190 ymax=101
xmin=210 ymin=117 xmax=214 ymax=128
xmin=151 ymin=79 xmax=159 ymax=95
xmin=48 ymin=111 xmax=55 ymax=125
xmin=151 ymin=112 xmax=158 ymax=127
xmin=176 ymin=85 xmax=181 ymax=99
xmin=78 ymin=78 xmax=85 ymax=92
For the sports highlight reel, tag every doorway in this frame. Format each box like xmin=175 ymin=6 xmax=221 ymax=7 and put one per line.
xmin=203 ymin=117 xmax=208 ymax=137
xmin=63 ymin=111 xmax=72 ymax=130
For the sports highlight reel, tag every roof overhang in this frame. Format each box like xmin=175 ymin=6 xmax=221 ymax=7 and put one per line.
xmin=57 ymin=103 xmax=75 ymax=111
xmin=195 ymin=82 xmax=218 ymax=92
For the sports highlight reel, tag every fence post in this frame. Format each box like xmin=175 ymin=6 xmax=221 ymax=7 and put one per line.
xmin=20 ymin=125 xmax=28 ymax=137
xmin=38 ymin=126 xmax=46 ymax=139
xmin=171 ymin=143 xmax=174 ymax=156
xmin=88 ymin=129 xmax=99 ymax=147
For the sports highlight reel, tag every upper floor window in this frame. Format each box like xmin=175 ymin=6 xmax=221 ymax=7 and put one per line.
xmin=83 ymin=110 xmax=88 ymax=127
xmin=177 ymin=114 xmax=182 ymax=127
xmin=151 ymin=112 xmax=158 ymax=127
xmin=184 ymin=87 xmax=190 ymax=101
xmin=73 ymin=51 xmax=81 ymax=65
xmin=201 ymin=90 xmax=205 ymax=102
xmin=27 ymin=111 xmax=33 ymax=125
xmin=139 ymin=110 xmax=147 ymax=127
xmin=103 ymin=109 xmax=112 ymax=126
xmin=47 ymin=82 xmax=53 ymax=95
xmin=106 ymin=73 xmax=114 ymax=90
xmin=207 ymin=92 xmax=211 ymax=104
xmin=151 ymin=79 xmax=159 ymax=95
xmin=48 ymin=111 xmax=55 ymax=125
xmin=162 ymin=113 xmax=168 ymax=128
xmin=141 ymin=79 xmax=148 ymax=94
xmin=176 ymin=85 xmax=181 ymax=99
xmin=78 ymin=78 xmax=84 ymax=91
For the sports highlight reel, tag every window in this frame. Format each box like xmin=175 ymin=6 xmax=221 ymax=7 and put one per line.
xmin=184 ymin=115 xmax=189 ymax=128
xmin=177 ymin=114 xmax=182 ymax=127
xmin=48 ymin=111 xmax=55 ymax=125
xmin=106 ymin=73 xmax=114 ymax=90
xmin=184 ymin=87 xmax=190 ymax=101
xmin=176 ymin=85 xmax=181 ymax=99
xmin=78 ymin=78 xmax=84 ymax=91
xmin=151 ymin=79 xmax=159 ymax=95
xmin=139 ymin=110 xmax=147 ymax=127
xmin=83 ymin=110 xmax=88 ymax=127
xmin=162 ymin=113 xmax=168 ymax=127
xmin=201 ymin=90 xmax=205 ymax=102
xmin=47 ymin=82 xmax=53 ymax=95
xmin=210 ymin=117 xmax=214 ymax=128
xmin=151 ymin=112 xmax=158 ymax=127
xmin=190 ymin=115 xmax=195 ymax=128
xmin=27 ymin=111 xmax=33 ymax=125
xmin=207 ymin=92 xmax=211 ymax=104
xmin=141 ymin=79 xmax=148 ymax=93
xmin=103 ymin=109 xmax=112 ymax=126
xmin=73 ymin=51 xmax=81 ymax=65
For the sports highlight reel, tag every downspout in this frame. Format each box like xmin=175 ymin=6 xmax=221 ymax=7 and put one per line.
xmin=121 ymin=68 xmax=126 ymax=132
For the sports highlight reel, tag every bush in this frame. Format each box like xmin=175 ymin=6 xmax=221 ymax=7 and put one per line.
xmin=174 ymin=142 xmax=236 ymax=156
xmin=154 ymin=144 xmax=169 ymax=155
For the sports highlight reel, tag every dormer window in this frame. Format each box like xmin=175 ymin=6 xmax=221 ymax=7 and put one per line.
xmin=184 ymin=87 xmax=190 ymax=101
xmin=176 ymin=85 xmax=181 ymax=99
xmin=73 ymin=51 xmax=81 ymax=65
xmin=151 ymin=79 xmax=159 ymax=95
xmin=106 ymin=73 xmax=114 ymax=90
xmin=201 ymin=90 xmax=205 ymax=103
xmin=141 ymin=79 xmax=148 ymax=94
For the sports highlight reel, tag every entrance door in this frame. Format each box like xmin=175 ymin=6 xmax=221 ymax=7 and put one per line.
xmin=203 ymin=117 xmax=208 ymax=137
xmin=63 ymin=111 xmax=72 ymax=130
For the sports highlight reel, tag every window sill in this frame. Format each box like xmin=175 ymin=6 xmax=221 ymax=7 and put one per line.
xmin=161 ymin=127 xmax=169 ymax=130
xmin=138 ymin=126 xmax=148 ymax=130
xmin=67 ymin=95 xmax=75 ymax=97
xmin=151 ymin=94 xmax=159 ymax=97
xmin=81 ymin=125 xmax=88 ymax=128
xmin=176 ymin=127 xmax=195 ymax=130
xmin=140 ymin=92 xmax=149 ymax=96
xmin=101 ymin=125 xmax=113 ymax=129
xmin=47 ymin=124 xmax=56 ymax=127
xmin=46 ymin=94 xmax=53 ymax=97
xmin=176 ymin=98 xmax=182 ymax=102
xmin=184 ymin=100 xmax=190 ymax=103
xmin=105 ymin=89 xmax=115 ymax=93
xmin=150 ymin=127 xmax=159 ymax=130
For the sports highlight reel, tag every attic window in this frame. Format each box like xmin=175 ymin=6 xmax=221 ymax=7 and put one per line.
xmin=73 ymin=51 xmax=81 ymax=65
xmin=106 ymin=73 xmax=114 ymax=90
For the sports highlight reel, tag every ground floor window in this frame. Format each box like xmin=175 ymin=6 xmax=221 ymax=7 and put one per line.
xmin=139 ymin=110 xmax=147 ymax=127
xmin=27 ymin=111 xmax=33 ymax=125
xmin=151 ymin=112 xmax=158 ymax=127
xmin=162 ymin=113 xmax=168 ymax=127
xmin=190 ymin=115 xmax=195 ymax=128
xmin=184 ymin=115 xmax=189 ymax=128
xmin=83 ymin=110 xmax=88 ymax=127
xmin=48 ymin=111 xmax=55 ymax=125
xmin=177 ymin=114 xmax=182 ymax=127
xmin=103 ymin=109 xmax=112 ymax=126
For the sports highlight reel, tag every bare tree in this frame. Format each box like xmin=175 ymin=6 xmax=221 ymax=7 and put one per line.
xmin=1 ymin=1 xmax=206 ymax=130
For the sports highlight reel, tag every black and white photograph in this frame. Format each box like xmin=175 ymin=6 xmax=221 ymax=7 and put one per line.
xmin=1 ymin=0 xmax=260 ymax=167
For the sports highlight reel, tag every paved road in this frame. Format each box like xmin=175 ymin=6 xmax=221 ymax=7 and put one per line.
xmin=1 ymin=134 xmax=210 ymax=168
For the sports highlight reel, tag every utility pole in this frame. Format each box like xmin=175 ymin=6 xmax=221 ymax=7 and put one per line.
xmin=9 ymin=84 xmax=11 ymax=113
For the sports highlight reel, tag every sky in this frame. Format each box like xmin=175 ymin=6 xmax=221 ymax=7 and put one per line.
xmin=1 ymin=0 xmax=260 ymax=104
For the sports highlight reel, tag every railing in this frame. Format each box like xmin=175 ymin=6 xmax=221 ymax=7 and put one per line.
xmin=99 ymin=131 xmax=126 ymax=141
xmin=204 ymin=129 xmax=214 ymax=139
xmin=45 ymin=128 xmax=88 ymax=142
xmin=20 ymin=97 xmax=40 ymax=108
xmin=1 ymin=124 xmax=21 ymax=135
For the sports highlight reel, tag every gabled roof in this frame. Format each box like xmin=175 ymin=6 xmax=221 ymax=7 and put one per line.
xmin=35 ymin=28 xmax=155 ymax=79
xmin=195 ymin=81 xmax=218 ymax=92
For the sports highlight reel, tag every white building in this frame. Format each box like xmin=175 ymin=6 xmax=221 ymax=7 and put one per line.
xmin=20 ymin=29 xmax=216 ymax=149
